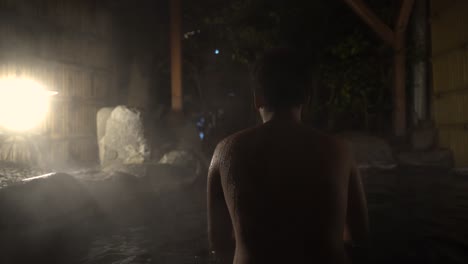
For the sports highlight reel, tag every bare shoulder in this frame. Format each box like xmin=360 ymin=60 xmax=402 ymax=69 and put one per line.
xmin=211 ymin=127 xmax=259 ymax=167
xmin=218 ymin=126 xmax=260 ymax=149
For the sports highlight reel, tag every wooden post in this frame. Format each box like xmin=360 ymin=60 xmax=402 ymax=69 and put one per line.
xmin=394 ymin=0 xmax=415 ymax=136
xmin=343 ymin=0 xmax=415 ymax=137
xmin=170 ymin=0 xmax=183 ymax=112
xmin=394 ymin=34 xmax=407 ymax=136
xmin=411 ymin=0 xmax=429 ymax=126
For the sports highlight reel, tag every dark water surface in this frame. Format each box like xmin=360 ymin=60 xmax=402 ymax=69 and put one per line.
xmin=1 ymin=165 xmax=467 ymax=263
xmin=363 ymin=167 xmax=468 ymax=264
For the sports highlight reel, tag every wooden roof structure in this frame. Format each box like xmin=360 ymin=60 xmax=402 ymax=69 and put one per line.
xmin=343 ymin=0 xmax=416 ymax=137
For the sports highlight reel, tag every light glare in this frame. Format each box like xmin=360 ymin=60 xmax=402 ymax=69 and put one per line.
xmin=0 ymin=77 xmax=57 ymax=132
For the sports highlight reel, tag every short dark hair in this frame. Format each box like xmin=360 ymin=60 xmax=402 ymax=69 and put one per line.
xmin=252 ymin=48 xmax=310 ymax=111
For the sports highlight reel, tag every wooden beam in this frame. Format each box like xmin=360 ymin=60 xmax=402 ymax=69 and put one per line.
xmin=344 ymin=0 xmax=415 ymax=137
xmin=396 ymin=0 xmax=416 ymax=33
xmin=343 ymin=0 xmax=396 ymax=48
xmin=170 ymin=0 xmax=183 ymax=112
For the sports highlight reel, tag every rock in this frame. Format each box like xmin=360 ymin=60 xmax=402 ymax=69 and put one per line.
xmin=340 ymin=132 xmax=396 ymax=169
xmin=0 ymin=173 xmax=98 ymax=263
xmin=411 ymin=128 xmax=436 ymax=151
xmin=102 ymin=163 xmax=150 ymax=178
xmin=106 ymin=171 xmax=140 ymax=184
xmin=159 ymin=150 xmax=202 ymax=176
xmin=139 ymin=164 xmax=198 ymax=194
xmin=100 ymin=106 xmax=150 ymax=166
xmin=398 ymin=149 xmax=454 ymax=168
xmin=97 ymin=107 xmax=115 ymax=163
xmin=97 ymin=108 xmax=114 ymax=142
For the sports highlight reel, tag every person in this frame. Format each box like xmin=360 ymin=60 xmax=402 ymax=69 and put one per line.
xmin=207 ymin=48 xmax=369 ymax=264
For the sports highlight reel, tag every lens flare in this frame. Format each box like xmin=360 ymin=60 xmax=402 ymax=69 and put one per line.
xmin=0 ymin=77 xmax=57 ymax=132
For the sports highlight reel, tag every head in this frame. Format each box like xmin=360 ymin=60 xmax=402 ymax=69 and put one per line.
xmin=252 ymin=48 xmax=310 ymax=123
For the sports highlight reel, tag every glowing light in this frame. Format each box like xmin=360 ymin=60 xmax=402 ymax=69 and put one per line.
xmin=214 ymin=49 xmax=220 ymax=55
xmin=0 ymin=77 xmax=57 ymax=132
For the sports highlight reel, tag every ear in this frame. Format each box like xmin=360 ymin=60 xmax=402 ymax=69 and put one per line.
xmin=254 ymin=91 xmax=266 ymax=110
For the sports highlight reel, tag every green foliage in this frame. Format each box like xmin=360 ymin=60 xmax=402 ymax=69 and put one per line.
xmin=185 ymin=0 xmax=395 ymax=131
xmin=202 ymin=0 xmax=278 ymax=64
xmin=312 ymin=0 xmax=399 ymax=131
xmin=317 ymin=28 xmax=392 ymax=130
xmin=197 ymin=0 xmax=338 ymax=64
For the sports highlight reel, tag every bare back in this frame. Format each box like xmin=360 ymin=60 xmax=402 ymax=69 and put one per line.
xmin=208 ymin=121 xmax=368 ymax=264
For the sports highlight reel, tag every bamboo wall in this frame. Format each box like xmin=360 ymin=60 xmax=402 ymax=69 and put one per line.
xmin=431 ymin=0 xmax=468 ymax=167
xmin=0 ymin=0 xmax=117 ymax=165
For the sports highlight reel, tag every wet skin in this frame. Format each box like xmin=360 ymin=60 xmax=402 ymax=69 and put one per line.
xmin=208 ymin=119 xmax=369 ymax=264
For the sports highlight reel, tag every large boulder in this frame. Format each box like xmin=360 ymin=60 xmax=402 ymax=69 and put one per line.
xmin=339 ymin=132 xmax=396 ymax=169
xmin=99 ymin=106 xmax=150 ymax=166
xmin=139 ymin=164 xmax=199 ymax=194
xmin=0 ymin=173 xmax=98 ymax=263
xmin=96 ymin=107 xmax=115 ymax=163
xmin=159 ymin=150 xmax=203 ymax=176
